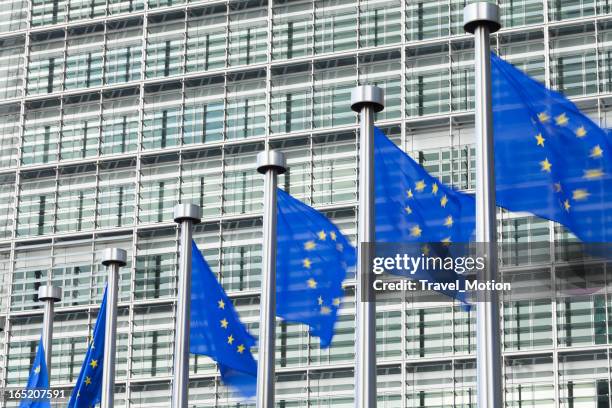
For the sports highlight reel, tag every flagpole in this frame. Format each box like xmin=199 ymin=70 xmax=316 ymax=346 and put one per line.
xmin=171 ymin=203 xmax=202 ymax=408
xmin=351 ymin=85 xmax=384 ymax=408
xmin=38 ymin=285 xmax=61 ymax=379
xmin=463 ymin=3 xmax=503 ymax=408
xmin=255 ymin=150 xmax=286 ymax=408
xmin=101 ymin=248 xmax=127 ymax=408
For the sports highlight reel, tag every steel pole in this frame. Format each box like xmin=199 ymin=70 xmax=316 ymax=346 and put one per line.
xmin=37 ymin=285 xmax=61 ymax=380
xmin=351 ymin=85 xmax=384 ymax=408
xmin=464 ymin=3 xmax=503 ymax=408
xmin=171 ymin=204 xmax=202 ymax=408
xmin=255 ymin=150 xmax=287 ymax=408
xmin=101 ymin=248 xmax=127 ymax=408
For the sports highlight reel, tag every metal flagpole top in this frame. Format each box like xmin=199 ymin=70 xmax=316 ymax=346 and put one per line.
xmin=101 ymin=248 xmax=127 ymax=267
xmin=257 ymin=150 xmax=287 ymax=175
xmin=463 ymin=2 xmax=501 ymax=34
xmin=173 ymin=203 xmax=202 ymax=224
xmin=350 ymin=85 xmax=385 ymax=113
xmin=38 ymin=285 xmax=62 ymax=302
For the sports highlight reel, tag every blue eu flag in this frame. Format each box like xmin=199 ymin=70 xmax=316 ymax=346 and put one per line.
xmin=20 ymin=336 xmax=50 ymax=408
xmin=68 ymin=287 xmax=107 ymax=408
xmin=276 ymin=189 xmax=356 ymax=348
xmin=190 ymin=241 xmax=257 ymax=398
xmin=374 ymin=127 xmax=475 ymax=303
xmin=492 ymin=53 xmax=612 ymax=241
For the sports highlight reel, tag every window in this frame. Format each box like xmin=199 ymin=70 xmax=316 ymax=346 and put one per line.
xmin=273 ymin=0 xmax=313 ymax=60
xmin=187 ymin=6 xmax=227 ymax=73
xmin=142 ymin=85 xmax=182 ymax=150
xmin=101 ymin=91 xmax=139 ymax=155
xmin=27 ymin=32 xmax=65 ymax=95
xmin=271 ymin=64 xmax=313 ymax=135
xmin=146 ymin=13 xmax=185 ymax=79
xmin=105 ymin=21 xmax=143 ymax=85
xmin=314 ymin=0 xmax=357 ymax=55
xmin=359 ymin=0 xmax=401 ymax=48
xmin=0 ymin=107 xmax=20 ymax=169
xmin=61 ymin=96 xmax=100 ymax=160
xmin=228 ymin=0 xmax=268 ymax=67
xmin=65 ymin=26 xmax=104 ymax=90
xmin=226 ymin=71 xmax=266 ymax=140
xmin=313 ymin=58 xmax=356 ymax=129
xmin=22 ymin=101 xmax=60 ymax=165
xmin=98 ymin=160 xmax=136 ymax=229
xmin=56 ymin=166 xmax=97 ymax=233
xmin=0 ymin=37 xmax=25 ymax=99
xmin=134 ymin=229 xmax=177 ymax=301
xmin=183 ymin=77 xmax=225 ymax=145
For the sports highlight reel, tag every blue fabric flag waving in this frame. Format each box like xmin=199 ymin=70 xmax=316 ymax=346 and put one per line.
xmin=374 ymin=127 xmax=475 ymax=244
xmin=190 ymin=241 xmax=257 ymax=398
xmin=67 ymin=287 xmax=107 ymax=408
xmin=276 ymin=189 xmax=356 ymax=348
xmin=19 ymin=336 xmax=50 ymax=408
xmin=491 ymin=53 xmax=612 ymax=241
xmin=374 ymin=127 xmax=475 ymax=304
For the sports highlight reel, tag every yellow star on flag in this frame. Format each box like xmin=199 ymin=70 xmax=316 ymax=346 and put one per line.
xmin=85 ymin=376 xmax=92 ymax=386
xmin=317 ymin=296 xmax=323 ymax=305
xmin=237 ymin=344 xmax=245 ymax=354
xmin=584 ymin=169 xmax=604 ymax=180
xmin=307 ymin=278 xmax=317 ymax=289
xmin=554 ymin=182 xmax=562 ymax=192
xmin=405 ymin=206 xmax=412 ymax=215
xmin=440 ymin=195 xmax=448 ymax=208
xmin=443 ymin=215 xmax=453 ymax=227
xmin=590 ymin=145 xmax=603 ymax=158
xmin=227 ymin=334 xmax=234 ymax=345
xmin=572 ymin=189 xmax=589 ymax=201
xmin=431 ymin=183 xmax=439 ymax=195
xmin=90 ymin=359 xmax=98 ymax=369
xmin=538 ymin=112 xmax=550 ymax=123
xmin=317 ymin=230 xmax=327 ymax=240
xmin=421 ymin=244 xmax=430 ymax=256
xmin=217 ymin=299 xmax=225 ymax=309
xmin=34 ymin=365 xmax=41 ymax=374
xmin=332 ymin=298 xmax=341 ymax=307
xmin=576 ymin=126 xmax=587 ymax=137
xmin=303 ymin=258 xmax=312 ymax=269
xmin=535 ymin=133 xmax=545 ymax=147
xmin=220 ymin=318 xmax=228 ymax=329
xmin=540 ymin=158 xmax=552 ymax=173
xmin=406 ymin=189 xmax=413 ymax=199
xmin=330 ymin=231 xmax=337 ymax=241
xmin=304 ymin=241 xmax=316 ymax=250
xmin=555 ymin=113 xmax=569 ymax=126
xmin=415 ymin=180 xmax=426 ymax=192
xmin=320 ymin=306 xmax=331 ymax=315
xmin=410 ymin=225 xmax=422 ymax=237
xmin=563 ymin=200 xmax=571 ymax=212
xmin=441 ymin=237 xmax=452 ymax=244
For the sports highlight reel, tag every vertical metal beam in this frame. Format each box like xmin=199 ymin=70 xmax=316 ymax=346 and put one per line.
xmin=37 ymin=285 xmax=62 ymax=380
xmin=463 ymin=3 xmax=503 ymax=408
xmin=255 ymin=150 xmax=287 ymax=408
xmin=171 ymin=203 xmax=202 ymax=408
xmin=101 ymin=248 xmax=127 ymax=408
xmin=351 ymin=85 xmax=384 ymax=408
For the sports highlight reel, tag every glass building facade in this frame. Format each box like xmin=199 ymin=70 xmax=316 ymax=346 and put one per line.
xmin=0 ymin=0 xmax=611 ymax=406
